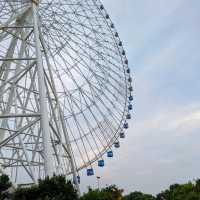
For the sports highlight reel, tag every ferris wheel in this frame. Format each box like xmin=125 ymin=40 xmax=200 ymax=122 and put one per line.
xmin=0 ymin=0 xmax=133 ymax=190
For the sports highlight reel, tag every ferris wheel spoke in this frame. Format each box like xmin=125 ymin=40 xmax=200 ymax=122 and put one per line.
xmin=50 ymin=21 xmax=122 ymax=71
xmin=52 ymin=37 xmax=126 ymax=104
xmin=68 ymin=96 xmax=107 ymax=161
xmin=0 ymin=0 xmax=132 ymax=185
xmin=52 ymin=31 xmax=125 ymax=89
xmin=59 ymin=65 xmax=116 ymax=151
xmin=46 ymin=56 xmax=109 ymax=166
xmin=41 ymin=13 xmax=122 ymax=76
xmin=55 ymin=52 xmax=125 ymax=130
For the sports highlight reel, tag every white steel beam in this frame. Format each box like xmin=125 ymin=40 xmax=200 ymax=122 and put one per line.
xmin=39 ymin=30 xmax=81 ymax=195
xmin=0 ymin=113 xmax=40 ymax=118
xmin=32 ymin=2 xmax=54 ymax=177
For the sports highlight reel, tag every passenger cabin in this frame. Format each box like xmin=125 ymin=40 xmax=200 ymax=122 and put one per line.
xmin=128 ymin=77 xmax=132 ymax=83
xmin=126 ymin=113 xmax=131 ymax=119
xmin=100 ymin=5 xmax=104 ymax=10
xmin=98 ymin=160 xmax=105 ymax=167
xmin=107 ymin=150 xmax=113 ymax=157
xmin=124 ymin=122 xmax=129 ymax=129
xmin=87 ymin=168 xmax=94 ymax=176
xmin=129 ymin=86 xmax=133 ymax=92
xmin=120 ymin=132 xmax=125 ymax=139
xmin=122 ymin=50 xmax=126 ymax=55
xmin=129 ymin=96 xmax=133 ymax=101
xmin=106 ymin=14 xmax=110 ymax=19
xmin=114 ymin=142 xmax=120 ymax=148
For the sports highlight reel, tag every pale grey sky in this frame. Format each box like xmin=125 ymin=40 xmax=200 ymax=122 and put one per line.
xmin=80 ymin=0 xmax=200 ymax=195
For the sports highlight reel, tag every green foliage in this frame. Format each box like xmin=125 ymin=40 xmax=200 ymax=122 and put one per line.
xmin=1 ymin=174 xmax=200 ymax=200
xmin=13 ymin=175 xmax=78 ymax=200
xmin=0 ymin=174 xmax=12 ymax=193
xmin=124 ymin=191 xmax=156 ymax=200
xmin=80 ymin=185 xmax=123 ymax=200
xmin=0 ymin=174 xmax=12 ymax=200
xmin=156 ymin=181 xmax=200 ymax=200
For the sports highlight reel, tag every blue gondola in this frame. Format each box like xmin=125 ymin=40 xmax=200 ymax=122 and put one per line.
xmin=120 ymin=132 xmax=125 ymax=139
xmin=122 ymin=50 xmax=126 ymax=55
xmin=124 ymin=122 xmax=129 ymax=129
xmin=127 ymin=68 xmax=130 ymax=74
xmin=98 ymin=160 xmax=105 ymax=167
xmin=114 ymin=142 xmax=120 ymax=148
xmin=111 ymin=23 xmax=115 ymax=28
xmin=119 ymin=41 xmax=122 ymax=46
xmin=106 ymin=14 xmax=109 ymax=19
xmin=128 ymin=104 xmax=133 ymax=110
xmin=129 ymin=86 xmax=133 ymax=92
xmin=128 ymin=77 xmax=132 ymax=83
xmin=73 ymin=175 xmax=80 ymax=184
xmin=129 ymin=96 xmax=133 ymax=101
xmin=125 ymin=59 xmax=128 ymax=64
xmin=100 ymin=5 xmax=104 ymax=10
xmin=126 ymin=113 xmax=131 ymax=119
xmin=87 ymin=168 xmax=94 ymax=176
xmin=115 ymin=32 xmax=119 ymax=37
xmin=107 ymin=150 xmax=113 ymax=157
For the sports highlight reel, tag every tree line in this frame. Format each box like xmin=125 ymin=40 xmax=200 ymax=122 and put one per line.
xmin=0 ymin=174 xmax=200 ymax=200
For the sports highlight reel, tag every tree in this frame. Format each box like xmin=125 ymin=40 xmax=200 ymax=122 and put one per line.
xmin=156 ymin=182 xmax=200 ymax=200
xmin=80 ymin=185 xmax=123 ymax=200
xmin=124 ymin=191 xmax=156 ymax=200
xmin=0 ymin=174 xmax=12 ymax=200
xmin=13 ymin=175 xmax=78 ymax=200
xmin=0 ymin=174 xmax=12 ymax=193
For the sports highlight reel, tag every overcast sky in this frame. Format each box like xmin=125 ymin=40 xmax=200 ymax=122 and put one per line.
xmin=80 ymin=0 xmax=200 ymax=195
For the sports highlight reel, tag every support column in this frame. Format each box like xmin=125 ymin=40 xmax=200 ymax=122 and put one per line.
xmin=32 ymin=2 xmax=54 ymax=177
xmin=39 ymin=32 xmax=81 ymax=196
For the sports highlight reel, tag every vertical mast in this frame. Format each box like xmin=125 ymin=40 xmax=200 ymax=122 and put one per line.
xmin=32 ymin=1 xmax=54 ymax=177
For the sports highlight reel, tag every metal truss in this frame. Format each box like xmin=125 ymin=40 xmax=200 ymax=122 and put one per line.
xmin=0 ymin=0 xmax=132 ymax=193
